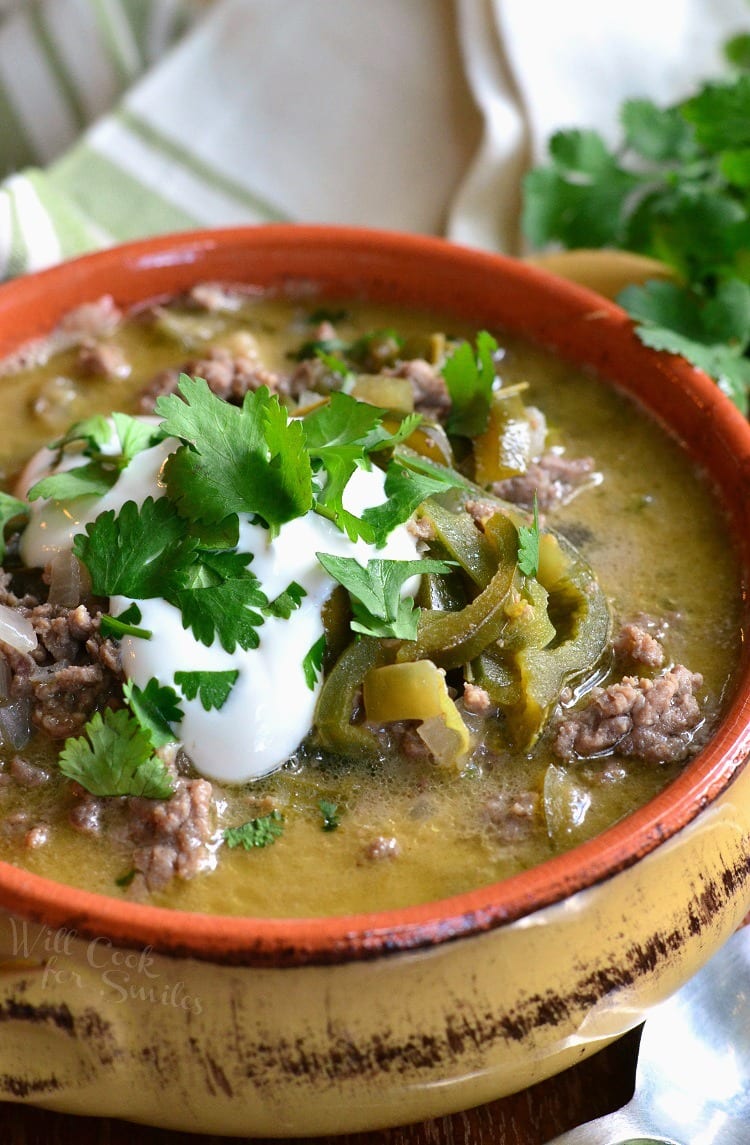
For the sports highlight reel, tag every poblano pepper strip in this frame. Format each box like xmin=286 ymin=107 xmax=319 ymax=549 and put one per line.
xmin=313 ymin=636 xmax=392 ymax=756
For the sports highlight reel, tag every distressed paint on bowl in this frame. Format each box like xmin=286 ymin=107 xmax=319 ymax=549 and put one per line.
xmin=0 ymin=227 xmax=748 ymax=1135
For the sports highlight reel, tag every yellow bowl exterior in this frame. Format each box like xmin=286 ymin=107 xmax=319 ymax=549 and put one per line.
xmin=2 ymin=764 xmax=749 ymax=1136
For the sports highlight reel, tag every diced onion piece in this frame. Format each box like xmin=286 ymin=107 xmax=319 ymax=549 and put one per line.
xmin=0 ymin=698 xmax=32 ymax=750
xmin=0 ymin=604 xmax=37 ymax=652
xmin=47 ymin=551 xmax=90 ymax=608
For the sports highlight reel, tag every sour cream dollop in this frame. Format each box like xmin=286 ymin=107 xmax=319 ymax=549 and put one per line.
xmin=18 ymin=423 xmax=420 ymax=783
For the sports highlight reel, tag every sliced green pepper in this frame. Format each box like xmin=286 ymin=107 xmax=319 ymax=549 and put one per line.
xmin=314 ymin=637 xmax=392 ymax=756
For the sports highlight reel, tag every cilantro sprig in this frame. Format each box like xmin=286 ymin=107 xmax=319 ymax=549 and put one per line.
xmin=73 ymin=497 xmax=269 ymax=652
xmin=316 ymin=554 xmax=452 ymax=641
xmin=58 ymin=708 xmax=175 ymax=798
xmin=442 ymin=331 xmax=499 ymax=436
xmin=522 ymin=46 xmax=750 ymax=413
xmin=28 ymin=413 xmax=165 ymax=502
xmin=156 ymin=376 xmax=314 ymax=533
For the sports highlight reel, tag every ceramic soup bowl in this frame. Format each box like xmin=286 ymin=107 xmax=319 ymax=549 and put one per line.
xmin=0 ymin=226 xmax=749 ymax=1137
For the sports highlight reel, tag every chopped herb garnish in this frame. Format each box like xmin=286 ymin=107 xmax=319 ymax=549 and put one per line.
xmin=115 ymin=868 xmax=137 ymax=888
xmin=28 ymin=461 xmax=119 ymax=502
xmin=291 ymin=337 xmax=348 ymax=361
xmin=306 ymin=307 xmax=349 ymax=324
xmin=99 ymin=602 xmax=153 ymax=641
xmin=318 ymin=798 xmax=340 ymax=831
xmin=58 ymin=708 xmax=175 ymax=798
xmin=303 ymin=634 xmax=326 ymax=690
xmin=302 ymin=391 xmax=421 ymax=542
xmin=224 ymin=810 xmax=284 ymax=849
xmin=29 ymin=414 xmax=164 ymax=502
xmin=123 ymin=677 xmax=183 ymax=749
xmin=174 ymin=669 xmax=239 ymax=711
xmin=264 ymin=581 xmax=307 ymax=619
xmin=517 ymin=494 xmax=541 ymax=578
xmin=316 ymin=554 xmax=451 ymax=641
xmin=73 ymin=497 xmax=269 ymax=653
xmin=0 ymin=490 xmax=29 ymax=561
xmin=173 ymin=574 xmax=267 ymax=653
xmin=361 ymin=457 xmax=466 ymax=547
xmin=442 ymin=331 xmax=499 ymax=436
xmin=156 ymin=375 xmax=314 ymax=533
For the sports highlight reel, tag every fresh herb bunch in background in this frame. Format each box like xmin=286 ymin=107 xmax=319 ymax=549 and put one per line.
xmin=522 ymin=32 xmax=750 ymax=413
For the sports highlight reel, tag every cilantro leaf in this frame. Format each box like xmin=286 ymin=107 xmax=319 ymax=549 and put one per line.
xmin=442 ymin=331 xmax=498 ymax=436
xmin=111 ymin=412 xmax=164 ymax=464
xmin=0 ymin=490 xmax=28 ymax=561
xmin=52 ymin=415 xmax=112 ymax=455
xmin=621 ymin=98 xmax=696 ymax=162
xmin=58 ymin=708 xmax=174 ymax=798
xmin=157 ymin=376 xmax=313 ymax=531
xmin=28 ymin=460 xmax=119 ymax=502
xmin=264 ymin=581 xmax=307 ymax=619
xmin=681 ymin=75 xmax=750 ymax=152
xmin=99 ymin=602 xmax=153 ymax=641
xmin=302 ymin=392 xmax=421 ymax=541
xmin=316 ymin=554 xmax=450 ymax=640
xmin=224 ymin=810 xmax=284 ymax=849
xmin=517 ymin=495 xmax=540 ymax=578
xmin=123 ymin=677 xmax=183 ymax=749
xmin=725 ymin=33 xmax=750 ymax=72
xmin=361 ymin=458 xmax=467 ymax=547
xmin=173 ymin=575 xmax=267 ymax=652
xmin=72 ymin=497 xmax=196 ymax=598
xmin=319 ymin=798 xmax=340 ymax=831
xmin=522 ymin=129 xmax=640 ymax=249
xmin=302 ymin=634 xmax=326 ymax=690
xmin=633 ymin=325 xmax=750 ymax=414
xmin=174 ymin=669 xmax=239 ymax=711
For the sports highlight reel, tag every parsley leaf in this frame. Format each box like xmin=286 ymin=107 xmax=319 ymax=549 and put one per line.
xmin=442 ymin=331 xmax=499 ymax=436
xmin=263 ymin=581 xmax=307 ymax=619
xmin=123 ymin=677 xmax=183 ymax=749
xmin=316 ymin=554 xmax=450 ymax=640
xmin=157 ymin=376 xmax=313 ymax=532
xmin=319 ymin=798 xmax=340 ymax=831
xmin=0 ymin=491 xmax=28 ymax=561
xmin=174 ymin=669 xmax=239 ymax=711
xmin=302 ymin=634 xmax=326 ymax=690
xmin=517 ymin=494 xmax=540 ymax=578
xmin=224 ymin=810 xmax=284 ymax=849
xmin=58 ymin=708 xmax=174 ymax=798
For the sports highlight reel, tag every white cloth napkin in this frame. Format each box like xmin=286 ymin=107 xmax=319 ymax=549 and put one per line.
xmin=0 ymin=0 xmax=747 ymax=279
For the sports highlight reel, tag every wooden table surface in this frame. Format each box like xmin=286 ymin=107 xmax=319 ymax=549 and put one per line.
xmin=1 ymin=1028 xmax=639 ymax=1143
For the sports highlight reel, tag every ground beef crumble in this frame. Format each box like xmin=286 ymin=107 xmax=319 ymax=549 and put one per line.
xmin=126 ymin=777 xmax=215 ymax=892
xmin=553 ymin=664 xmax=704 ymax=764
xmin=138 ymin=343 xmax=282 ymax=411
xmin=0 ymin=575 xmax=123 ymax=740
xmin=613 ymin=622 xmax=665 ymax=669
xmin=493 ymin=451 xmax=597 ymax=511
